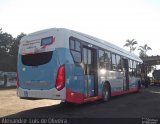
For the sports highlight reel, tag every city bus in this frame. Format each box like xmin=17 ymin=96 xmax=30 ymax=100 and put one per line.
xmin=17 ymin=28 xmax=142 ymax=104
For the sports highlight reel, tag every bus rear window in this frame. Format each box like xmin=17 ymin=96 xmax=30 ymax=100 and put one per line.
xmin=22 ymin=51 xmax=53 ymax=66
xmin=41 ymin=37 xmax=53 ymax=46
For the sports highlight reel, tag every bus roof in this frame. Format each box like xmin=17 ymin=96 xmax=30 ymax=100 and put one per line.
xmin=22 ymin=28 xmax=142 ymax=62
xmin=71 ymin=29 xmax=142 ymax=62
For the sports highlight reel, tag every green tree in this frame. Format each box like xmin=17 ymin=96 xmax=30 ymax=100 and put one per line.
xmin=123 ymin=39 xmax=138 ymax=53
xmin=9 ymin=33 xmax=26 ymax=56
xmin=0 ymin=28 xmax=26 ymax=71
xmin=9 ymin=33 xmax=26 ymax=71
xmin=0 ymin=29 xmax=14 ymax=71
xmin=138 ymin=44 xmax=152 ymax=58
xmin=0 ymin=28 xmax=13 ymax=53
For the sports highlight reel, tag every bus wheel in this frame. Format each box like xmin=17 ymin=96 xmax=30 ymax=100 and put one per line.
xmin=138 ymin=80 xmax=141 ymax=89
xmin=102 ymin=82 xmax=111 ymax=102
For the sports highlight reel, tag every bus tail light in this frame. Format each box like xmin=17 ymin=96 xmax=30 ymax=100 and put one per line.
xmin=16 ymin=72 xmax=20 ymax=88
xmin=55 ymin=65 xmax=65 ymax=91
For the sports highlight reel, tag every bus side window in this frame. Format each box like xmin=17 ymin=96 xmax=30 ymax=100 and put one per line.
xmin=129 ymin=59 xmax=133 ymax=76
xmin=136 ymin=62 xmax=141 ymax=77
xmin=83 ymin=48 xmax=87 ymax=74
xmin=83 ymin=48 xmax=93 ymax=75
xmin=111 ymin=53 xmax=116 ymax=70
xmin=104 ymin=51 xmax=111 ymax=70
xmin=70 ymin=39 xmax=75 ymax=49
xmin=75 ymin=41 xmax=81 ymax=51
xmin=99 ymin=50 xmax=105 ymax=69
xmin=69 ymin=39 xmax=82 ymax=63
xmin=132 ymin=61 xmax=136 ymax=76
xmin=88 ymin=49 xmax=93 ymax=75
xmin=116 ymin=55 xmax=122 ymax=71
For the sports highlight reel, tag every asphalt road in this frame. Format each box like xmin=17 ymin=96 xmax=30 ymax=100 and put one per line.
xmin=1 ymin=86 xmax=160 ymax=119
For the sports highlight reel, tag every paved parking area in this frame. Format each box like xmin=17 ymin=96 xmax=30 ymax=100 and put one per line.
xmin=0 ymin=86 xmax=160 ymax=118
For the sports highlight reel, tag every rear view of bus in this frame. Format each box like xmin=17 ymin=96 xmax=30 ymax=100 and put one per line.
xmin=17 ymin=28 xmax=68 ymax=100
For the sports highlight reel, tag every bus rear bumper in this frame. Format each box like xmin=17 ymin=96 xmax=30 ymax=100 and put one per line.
xmin=17 ymin=87 xmax=66 ymax=100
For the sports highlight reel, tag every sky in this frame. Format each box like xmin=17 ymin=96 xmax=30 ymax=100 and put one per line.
xmin=0 ymin=0 xmax=160 ymax=56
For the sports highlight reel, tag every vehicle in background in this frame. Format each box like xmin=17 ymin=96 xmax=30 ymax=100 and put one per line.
xmin=17 ymin=28 xmax=142 ymax=104
xmin=152 ymin=70 xmax=160 ymax=86
xmin=0 ymin=72 xmax=16 ymax=87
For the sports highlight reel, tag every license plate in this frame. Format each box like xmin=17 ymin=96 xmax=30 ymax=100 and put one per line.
xmin=24 ymin=91 xmax=28 ymax=97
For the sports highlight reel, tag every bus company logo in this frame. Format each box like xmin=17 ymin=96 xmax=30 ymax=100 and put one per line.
xmin=22 ymin=40 xmax=41 ymax=51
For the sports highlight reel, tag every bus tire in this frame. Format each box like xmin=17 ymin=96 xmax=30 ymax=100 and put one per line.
xmin=138 ymin=80 xmax=141 ymax=89
xmin=102 ymin=82 xmax=111 ymax=102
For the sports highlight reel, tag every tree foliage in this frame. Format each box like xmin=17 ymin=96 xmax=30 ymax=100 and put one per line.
xmin=123 ymin=39 xmax=138 ymax=53
xmin=138 ymin=44 xmax=152 ymax=58
xmin=0 ymin=28 xmax=26 ymax=72
xmin=124 ymin=39 xmax=152 ymax=58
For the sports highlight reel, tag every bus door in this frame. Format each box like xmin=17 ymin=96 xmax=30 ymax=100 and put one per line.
xmin=122 ymin=58 xmax=129 ymax=91
xmin=83 ymin=46 xmax=98 ymax=98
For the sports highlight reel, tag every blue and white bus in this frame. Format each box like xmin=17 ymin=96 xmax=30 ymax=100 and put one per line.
xmin=17 ymin=28 xmax=142 ymax=104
